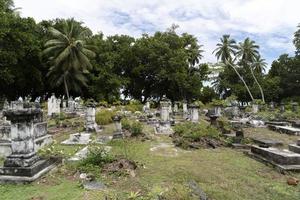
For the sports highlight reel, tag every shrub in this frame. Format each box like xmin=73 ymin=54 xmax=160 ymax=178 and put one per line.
xmin=121 ymin=118 xmax=131 ymax=130
xmin=130 ymin=121 xmax=144 ymax=136
xmin=95 ymin=109 xmax=115 ymax=125
xmin=124 ymin=100 xmax=143 ymax=112
xmin=174 ymin=122 xmax=220 ymax=140
xmin=78 ymin=146 xmax=115 ymax=169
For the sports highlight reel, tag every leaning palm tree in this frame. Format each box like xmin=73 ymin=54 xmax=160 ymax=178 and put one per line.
xmin=212 ymin=35 xmax=237 ymax=63
xmin=253 ymin=54 xmax=267 ymax=73
xmin=43 ymin=18 xmax=95 ymax=99
xmin=236 ymin=38 xmax=265 ymax=103
xmin=213 ymin=35 xmax=254 ymax=101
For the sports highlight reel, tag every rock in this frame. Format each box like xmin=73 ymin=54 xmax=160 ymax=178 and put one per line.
xmin=287 ymin=177 xmax=299 ymax=186
xmin=83 ymin=181 xmax=106 ymax=190
xmin=188 ymin=180 xmax=208 ymax=200
xmin=79 ymin=173 xmax=87 ymax=180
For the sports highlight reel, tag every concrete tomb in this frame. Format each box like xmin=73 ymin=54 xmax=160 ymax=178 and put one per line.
xmin=248 ymin=145 xmax=300 ymax=171
xmin=156 ymin=96 xmax=173 ymax=135
xmin=0 ymin=105 xmax=58 ymax=183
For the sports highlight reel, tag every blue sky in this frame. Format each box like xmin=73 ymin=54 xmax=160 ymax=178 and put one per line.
xmin=14 ymin=0 xmax=300 ymax=70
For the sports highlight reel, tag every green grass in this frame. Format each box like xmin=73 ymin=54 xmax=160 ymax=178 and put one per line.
xmin=1 ymin=121 xmax=300 ymax=199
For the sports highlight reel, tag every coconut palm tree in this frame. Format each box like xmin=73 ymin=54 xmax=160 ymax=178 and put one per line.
xmin=237 ymin=38 xmax=265 ymax=103
xmin=212 ymin=35 xmax=237 ymax=63
xmin=253 ymin=54 xmax=267 ymax=73
xmin=43 ymin=18 xmax=95 ymax=99
xmin=213 ymin=35 xmax=254 ymax=101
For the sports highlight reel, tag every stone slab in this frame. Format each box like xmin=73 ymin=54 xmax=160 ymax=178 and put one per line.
xmin=288 ymin=144 xmax=300 ymax=154
xmin=268 ymin=125 xmax=300 ymax=136
xmin=250 ymin=145 xmax=300 ymax=165
xmin=83 ymin=181 xmax=106 ymax=190
xmin=252 ymin=138 xmax=283 ymax=148
xmin=246 ymin=151 xmax=300 ymax=172
xmin=61 ymin=133 xmax=91 ymax=145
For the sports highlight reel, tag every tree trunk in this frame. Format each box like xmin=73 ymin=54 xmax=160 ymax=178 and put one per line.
xmin=63 ymin=75 xmax=70 ymax=100
xmin=225 ymin=58 xmax=254 ymax=101
xmin=250 ymin=66 xmax=265 ymax=103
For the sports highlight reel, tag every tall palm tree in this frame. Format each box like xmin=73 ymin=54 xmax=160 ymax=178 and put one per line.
xmin=213 ymin=35 xmax=254 ymax=101
xmin=237 ymin=38 xmax=265 ymax=103
xmin=253 ymin=54 xmax=267 ymax=73
xmin=43 ymin=18 xmax=95 ymax=99
xmin=212 ymin=34 xmax=237 ymax=63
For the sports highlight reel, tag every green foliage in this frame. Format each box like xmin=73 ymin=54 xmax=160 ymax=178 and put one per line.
xmin=78 ymin=145 xmax=115 ymax=172
xmin=43 ymin=18 xmax=95 ymax=99
xmin=121 ymin=118 xmax=131 ymax=130
xmin=174 ymin=122 xmax=220 ymax=140
xmin=95 ymin=109 xmax=116 ymax=125
xmin=210 ymin=99 xmax=226 ymax=107
xmin=124 ymin=100 xmax=143 ymax=112
xmin=121 ymin=118 xmax=144 ymax=136
xmin=130 ymin=121 xmax=144 ymax=136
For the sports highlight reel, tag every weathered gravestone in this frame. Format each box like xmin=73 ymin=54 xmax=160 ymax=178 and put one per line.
xmin=0 ymin=104 xmax=58 ymax=183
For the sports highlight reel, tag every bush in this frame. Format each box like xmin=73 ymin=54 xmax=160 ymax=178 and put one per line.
xmin=121 ymin=118 xmax=144 ymax=136
xmin=130 ymin=121 xmax=143 ymax=136
xmin=78 ymin=146 xmax=115 ymax=170
xmin=121 ymin=118 xmax=131 ymax=130
xmin=174 ymin=122 xmax=220 ymax=140
xmin=95 ymin=109 xmax=116 ymax=125
xmin=124 ymin=100 xmax=143 ymax=112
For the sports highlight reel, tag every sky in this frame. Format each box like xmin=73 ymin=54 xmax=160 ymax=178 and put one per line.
xmin=14 ymin=0 xmax=300 ymax=70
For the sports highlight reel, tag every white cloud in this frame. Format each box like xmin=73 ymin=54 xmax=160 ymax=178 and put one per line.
xmin=14 ymin=0 xmax=300 ymax=67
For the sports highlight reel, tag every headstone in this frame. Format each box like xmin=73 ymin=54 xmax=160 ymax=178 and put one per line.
xmin=182 ymin=100 xmax=188 ymax=119
xmin=291 ymin=102 xmax=298 ymax=113
xmin=189 ymin=104 xmax=199 ymax=123
xmin=160 ymin=97 xmax=170 ymax=122
xmin=252 ymin=104 xmax=259 ymax=114
xmin=269 ymin=101 xmax=275 ymax=111
xmin=85 ymin=103 xmax=101 ymax=132
xmin=47 ymin=94 xmax=60 ymax=116
xmin=112 ymin=115 xmax=123 ymax=139
xmin=0 ymin=105 xmax=57 ymax=183
xmin=68 ymin=97 xmax=75 ymax=112
xmin=280 ymin=102 xmax=285 ymax=113
xmin=173 ymin=102 xmax=178 ymax=114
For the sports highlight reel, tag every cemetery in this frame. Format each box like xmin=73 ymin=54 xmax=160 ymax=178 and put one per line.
xmin=1 ymin=0 xmax=300 ymax=199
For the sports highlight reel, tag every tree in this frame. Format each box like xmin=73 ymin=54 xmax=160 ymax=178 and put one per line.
xmin=269 ymin=54 xmax=300 ymax=101
xmin=43 ymin=18 xmax=95 ymax=99
xmin=237 ymin=38 xmax=265 ymax=103
xmin=0 ymin=1 xmax=44 ymax=99
xmin=213 ymin=35 xmax=254 ymax=101
xmin=294 ymin=23 xmax=300 ymax=56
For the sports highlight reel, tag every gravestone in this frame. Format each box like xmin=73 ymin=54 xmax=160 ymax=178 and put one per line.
xmin=291 ymin=102 xmax=298 ymax=113
xmin=173 ymin=102 xmax=179 ymax=114
xmin=85 ymin=103 xmax=101 ymax=133
xmin=0 ymin=104 xmax=57 ymax=183
xmin=112 ymin=115 xmax=123 ymax=139
xmin=280 ymin=102 xmax=285 ymax=113
xmin=182 ymin=100 xmax=188 ymax=119
xmin=68 ymin=97 xmax=75 ymax=112
xmin=288 ymin=139 xmax=300 ymax=154
xmin=189 ymin=104 xmax=199 ymax=123
xmin=47 ymin=94 xmax=60 ymax=116
xmin=252 ymin=104 xmax=259 ymax=114
xmin=156 ymin=96 xmax=173 ymax=135
xmin=269 ymin=101 xmax=275 ymax=111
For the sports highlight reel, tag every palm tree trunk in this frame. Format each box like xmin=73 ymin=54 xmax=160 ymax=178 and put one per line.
xmin=63 ymin=75 xmax=70 ymax=100
xmin=225 ymin=58 xmax=254 ymax=101
xmin=250 ymin=67 xmax=265 ymax=103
